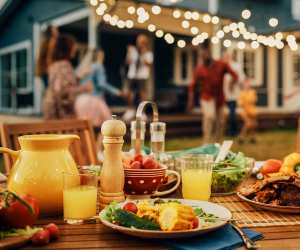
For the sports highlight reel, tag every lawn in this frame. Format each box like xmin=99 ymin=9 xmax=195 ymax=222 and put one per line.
xmin=165 ymin=130 xmax=297 ymax=161
xmin=0 ymin=130 xmax=297 ymax=173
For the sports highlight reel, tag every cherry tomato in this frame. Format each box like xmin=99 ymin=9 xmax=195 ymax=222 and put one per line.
xmin=0 ymin=192 xmax=39 ymax=228
xmin=123 ymin=202 xmax=138 ymax=214
xmin=192 ymin=217 xmax=199 ymax=229
xmin=142 ymin=157 xmax=158 ymax=169
xmin=31 ymin=229 xmax=50 ymax=246
xmin=130 ymin=161 xmax=142 ymax=169
xmin=45 ymin=223 xmax=60 ymax=240
xmin=261 ymin=159 xmax=282 ymax=175
xmin=134 ymin=154 xmax=143 ymax=164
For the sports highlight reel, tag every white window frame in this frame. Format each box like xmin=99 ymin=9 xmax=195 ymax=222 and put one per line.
xmin=0 ymin=40 xmax=32 ymax=112
xmin=228 ymin=42 xmax=263 ymax=87
xmin=174 ymin=46 xmax=199 ymax=86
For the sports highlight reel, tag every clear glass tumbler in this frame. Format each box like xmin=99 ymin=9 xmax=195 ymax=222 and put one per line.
xmin=177 ymin=154 xmax=214 ymax=201
xmin=63 ymin=172 xmax=98 ymax=224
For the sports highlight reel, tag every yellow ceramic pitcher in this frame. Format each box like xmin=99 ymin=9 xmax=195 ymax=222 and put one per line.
xmin=0 ymin=134 xmax=80 ymax=215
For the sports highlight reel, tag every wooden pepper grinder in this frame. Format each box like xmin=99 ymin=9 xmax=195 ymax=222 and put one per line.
xmin=99 ymin=115 xmax=126 ymax=209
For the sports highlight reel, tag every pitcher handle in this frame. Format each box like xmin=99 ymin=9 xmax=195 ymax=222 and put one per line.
xmin=152 ymin=170 xmax=181 ymax=197
xmin=0 ymin=147 xmax=20 ymax=163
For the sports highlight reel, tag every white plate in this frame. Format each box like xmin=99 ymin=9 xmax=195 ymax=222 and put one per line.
xmin=99 ymin=199 xmax=232 ymax=239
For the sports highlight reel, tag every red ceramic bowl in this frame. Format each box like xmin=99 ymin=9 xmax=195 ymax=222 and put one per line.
xmin=124 ymin=165 xmax=167 ymax=196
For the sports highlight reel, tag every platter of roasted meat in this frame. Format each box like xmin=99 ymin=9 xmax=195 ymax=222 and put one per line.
xmin=237 ymin=173 xmax=300 ymax=213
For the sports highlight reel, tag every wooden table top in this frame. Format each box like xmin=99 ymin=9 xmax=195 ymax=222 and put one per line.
xmin=19 ymin=218 xmax=300 ymax=250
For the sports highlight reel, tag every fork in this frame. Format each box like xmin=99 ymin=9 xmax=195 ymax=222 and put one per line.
xmin=230 ymin=220 xmax=259 ymax=249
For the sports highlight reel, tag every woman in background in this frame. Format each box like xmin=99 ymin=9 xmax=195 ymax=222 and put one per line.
xmin=43 ymin=34 xmax=92 ymax=119
xmin=75 ymin=49 xmax=123 ymax=155
xmin=36 ymin=25 xmax=59 ymax=88
xmin=238 ymin=78 xmax=257 ymax=144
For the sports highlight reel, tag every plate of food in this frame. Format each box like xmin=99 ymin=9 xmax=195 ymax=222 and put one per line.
xmin=237 ymin=173 xmax=300 ymax=214
xmin=99 ymin=199 xmax=232 ymax=239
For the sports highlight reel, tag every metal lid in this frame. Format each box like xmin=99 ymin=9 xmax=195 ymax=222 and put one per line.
xmin=101 ymin=115 xmax=126 ymax=137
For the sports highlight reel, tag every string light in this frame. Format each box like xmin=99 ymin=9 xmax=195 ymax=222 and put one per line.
xmin=232 ymin=30 xmax=240 ymax=38
xmin=90 ymin=0 xmax=98 ymax=7
xmin=192 ymin=11 xmax=200 ymax=20
xmin=184 ymin=11 xmax=192 ymax=20
xmin=151 ymin=5 xmax=161 ymax=15
xmin=211 ymin=37 xmax=219 ymax=44
xmin=223 ymin=39 xmax=232 ymax=48
xmin=202 ymin=14 xmax=211 ymax=23
xmin=286 ymin=34 xmax=296 ymax=43
xmin=148 ymin=24 xmax=156 ymax=32
xmin=223 ymin=26 xmax=230 ymax=33
xmin=269 ymin=17 xmax=279 ymax=27
xmin=251 ymin=41 xmax=259 ymax=49
xmin=177 ymin=40 xmax=186 ymax=48
xmin=125 ymin=20 xmax=134 ymax=29
xmin=137 ymin=7 xmax=145 ymax=16
xmin=229 ymin=23 xmax=238 ymax=31
xmin=117 ymin=20 xmax=125 ymax=29
xmin=275 ymin=32 xmax=283 ymax=40
xmin=241 ymin=9 xmax=251 ymax=19
xmin=181 ymin=20 xmax=190 ymax=29
xmin=216 ymin=30 xmax=224 ymax=39
xmin=211 ymin=16 xmax=220 ymax=24
xmin=173 ymin=9 xmax=181 ymax=19
xmin=164 ymin=33 xmax=175 ymax=44
xmin=190 ymin=26 xmax=199 ymax=35
xmin=237 ymin=41 xmax=246 ymax=49
xmin=155 ymin=29 xmax=164 ymax=38
xmin=127 ymin=6 xmax=136 ymax=15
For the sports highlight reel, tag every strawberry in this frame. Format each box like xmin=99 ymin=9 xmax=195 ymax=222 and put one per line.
xmin=31 ymin=229 xmax=50 ymax=246
xmin=45 ymin=223 xmax=59 ymax=240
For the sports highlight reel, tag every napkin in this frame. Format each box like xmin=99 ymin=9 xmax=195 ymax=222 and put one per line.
xmin=160 ymin=224 xmax=263 ymax=250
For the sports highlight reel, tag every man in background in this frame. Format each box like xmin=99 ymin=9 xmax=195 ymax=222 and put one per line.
xmin=187 ymin=40 xmax=238 ymax=143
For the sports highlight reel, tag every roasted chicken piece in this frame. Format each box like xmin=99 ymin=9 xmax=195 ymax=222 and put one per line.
xmin=158 ymin=203 xmax=196 ymax=231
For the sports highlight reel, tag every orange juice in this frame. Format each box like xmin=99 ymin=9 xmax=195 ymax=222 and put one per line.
xmin=182 ymin=169 xmax=212 ymax=200
xmin=63 ymin=185 xmax=97 ymax=219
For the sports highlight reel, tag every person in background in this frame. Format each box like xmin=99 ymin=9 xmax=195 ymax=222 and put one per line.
xmin=238 ymin=78 xmax=257 ymax=144
xmin=123 ymin=34 xmax=153 ymax=121
xmin=223 ymin=51 xmax=245 ymax=136
xmin=43 ymin=34 xmax=92 ymax=119
xmin=75 ymin=49 xmax=123 ymax=154
xmin=187 ymin=40 xmax=238 ymax=143
xmin=35 ymin=25 xmax=59 ymax=88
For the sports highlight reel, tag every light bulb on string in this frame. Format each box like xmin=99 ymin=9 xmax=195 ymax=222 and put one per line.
xmin=117 ymin=20 xmax=125 ymax=29
xmin=173 ymin=9 xmax=181 ymax=19
xmin=155 ymin=30 xmax=164 ymax=38
xmin=286 ymin=34 xmax=295 ymax=43
xmin=191 ymin=26 xmax=199 ymax=35
xmin=127 ymin=6 xmax=136 ymax=15
xmin=216 ymin=30 xmax=224 ymax=38
xmin=251 ymin=41 xmax=259 ymax=49
xmin=223 ymin=39 xmax=232 ymax=48
xmin=202 ymin=14 xmax=211 ymax=23
xmin=211 ymin=37 xmax=219 ymax=44
xmin=182 ymin=20 xmax=190 ymax=29
xmin=237 ymin=41 xmax=246 ymax=49
xmin=241 ymin=9 xmax=251 ymax=19
xmin=125 ymin=20 xmax=134 ymax=29
xmin=151 ymin=5 xmax=161 ymax=15
xmin=211 ymin=16 xmax=219 ymax=24
xmin=90 ymin=0 xmax=98 ymax=6
xmin=275 ymin=32 xmax=283 ymax=40
xmin=184 ymin=11 xmax=192 ymax=20
xmin=192 ymin=11 xmax=200 ymax=20
xmin=269 ymin=18 xmax=278 ymax=27
xmin=103 ymin=14 xmax=111 ymax=22
xmin=148 ymin=24 xmax=156 ymax=32
xmin=137 ymin=7 xmax=145 ymax=16
xmin=164 ymin=33 xmax=175 ymax=44
xmin=232 ymin=30 xmax=240 ymax=38
xmin=229 ymin=23 xmax=238 ymax=31
xmin=223 ymin=26 xmax=230 ymax=33
xmin=177 ymin=40 xmax=186 ymax=48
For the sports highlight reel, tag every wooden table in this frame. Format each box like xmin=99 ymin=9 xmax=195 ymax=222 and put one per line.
xmin=19 ymin=218 xmax=300 ymax=250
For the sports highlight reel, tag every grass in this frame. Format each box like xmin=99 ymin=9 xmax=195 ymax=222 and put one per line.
xmin=165 ymin=130 xmax=297 ymax=161
xmin=0 ymin=130 xmax=297 ymax=173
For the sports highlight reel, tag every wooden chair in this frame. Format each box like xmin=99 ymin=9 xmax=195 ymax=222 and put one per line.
xmin=297 ymin=118 xmax=300 ymax=151
xmin=0 ymin=119 xmax=98 ymax=173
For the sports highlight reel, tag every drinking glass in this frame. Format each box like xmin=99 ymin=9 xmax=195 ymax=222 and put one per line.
xmin=63 ymin=172 xmax=98 ymax=224
xmin=177 ymin=154 xmax=213 ymax=201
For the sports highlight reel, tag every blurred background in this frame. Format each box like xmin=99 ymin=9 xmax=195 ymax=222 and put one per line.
xmin=0 ymin=0 xmax=299 ymax=170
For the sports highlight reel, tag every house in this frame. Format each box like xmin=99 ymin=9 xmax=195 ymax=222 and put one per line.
xmin=0 ymin=0 xmax=299 ymax=115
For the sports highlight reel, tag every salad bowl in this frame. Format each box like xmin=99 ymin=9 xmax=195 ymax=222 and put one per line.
xmin=99 ymin=199 xmax=232 ymax=239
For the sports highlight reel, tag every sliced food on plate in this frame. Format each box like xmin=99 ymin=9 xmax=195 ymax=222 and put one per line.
xmin=99 ymin=199 xmax=232 ymax=239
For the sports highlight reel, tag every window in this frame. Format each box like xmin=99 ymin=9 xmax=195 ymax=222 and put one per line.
xmin=230 ymin=43 xmax=263 ymax=86
xmin=174 ymin=46 xmax=199 ymax=85
xmin=0 ymin=41 xmax=32 ymax=112
xmin=293 ymin=54 xmax=300 ymax=85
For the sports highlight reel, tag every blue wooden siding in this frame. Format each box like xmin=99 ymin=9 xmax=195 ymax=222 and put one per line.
xmin=0 ymin=0 xmax=85 ymax=47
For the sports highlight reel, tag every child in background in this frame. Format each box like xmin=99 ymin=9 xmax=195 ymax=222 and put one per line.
xmin=238 ymin=78 xmax=257 ymax=144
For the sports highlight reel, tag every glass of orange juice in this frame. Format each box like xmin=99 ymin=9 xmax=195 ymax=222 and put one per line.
xmin=177 ymin=154 xmax=213 ymax=201
xmin=63 ymin=172 xmax=98 ymax=224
